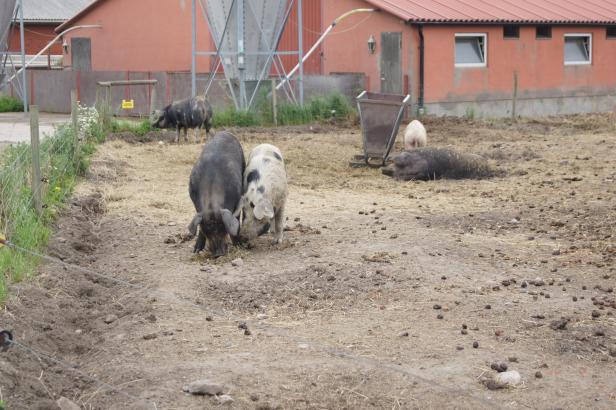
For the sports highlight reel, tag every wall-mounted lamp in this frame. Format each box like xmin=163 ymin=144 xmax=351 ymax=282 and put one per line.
xmin=368 ymin=35 xmax=376 ymax=54
xmin=62 ymin=40 xmax=69 ymax=54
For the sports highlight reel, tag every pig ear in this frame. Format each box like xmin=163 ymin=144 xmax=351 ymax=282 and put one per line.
xmin=188 ymin=213 xmax=202 ymax=236
xmin=221 ymin=209 xmax=240 ymax=237
xmin=254 ymin=199 xmax=274 ymax=220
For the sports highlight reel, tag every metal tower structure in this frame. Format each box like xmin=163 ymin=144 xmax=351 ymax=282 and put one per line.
xmin=193 ymin=0 xmax=303 ymax=111
xmin=0 ymin=0 xmax=27 ymax=113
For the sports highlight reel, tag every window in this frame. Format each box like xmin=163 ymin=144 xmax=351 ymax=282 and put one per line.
xmin=608 ymin=26 xmax=616 ymax=39
xmin=536 ymin=25 xmax=552 ymax=39
xmin=455 ymin=34 xmax=487 ymax=67
xmin=503 ymin=25 xmax=520 ymax=39
xmin=564 ymin=34 xmax=592 ymax=65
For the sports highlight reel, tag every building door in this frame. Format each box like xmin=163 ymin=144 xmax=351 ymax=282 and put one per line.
xmin=71 ymin=37 xmax=92 ymax=71
xmin=380 ymin=32 xmax=402 ymax=94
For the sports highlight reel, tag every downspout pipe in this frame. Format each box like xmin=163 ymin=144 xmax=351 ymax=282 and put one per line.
xmin=418 ymin=23 xmax=425 ymax=115
xmin=276 ymin=8 xmax=377 ymax=91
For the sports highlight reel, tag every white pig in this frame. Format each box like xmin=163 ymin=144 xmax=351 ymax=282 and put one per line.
xmin=403 ymin=120 xmax=427 ymax=150
xmin=240 ymin=144 xmax=288 ymax=244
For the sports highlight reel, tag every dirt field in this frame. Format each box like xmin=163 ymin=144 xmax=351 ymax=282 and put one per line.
xmin=1 ymin=115 xmax=616 ymax=409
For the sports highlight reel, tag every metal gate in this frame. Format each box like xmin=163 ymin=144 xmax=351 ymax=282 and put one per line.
xmin=380 ymin=32 xmax=402 ymax=94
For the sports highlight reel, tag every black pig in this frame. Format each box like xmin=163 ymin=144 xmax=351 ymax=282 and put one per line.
xmin=188 ymin=132 xmax=245 ymax=256
xmin=382 ymin=147 xmax=496 ymax=181
xmin=152 ymin=96 xmax=213 ymax=144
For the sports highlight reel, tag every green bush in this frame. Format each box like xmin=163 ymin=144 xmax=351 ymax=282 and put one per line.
xmin=0 ymin=96 xmax=24 ymax=113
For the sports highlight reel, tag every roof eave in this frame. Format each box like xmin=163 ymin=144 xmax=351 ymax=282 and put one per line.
xmin=56 ymin=0 xmax=106 ymax=33
xmin=13 ymin=19 xmax=64 ymax=24
xmin=407 ymin=19 xmax=616 ymax=26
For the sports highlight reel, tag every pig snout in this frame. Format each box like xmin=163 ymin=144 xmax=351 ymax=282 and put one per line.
xmin=207 ymin=232 xmax=229 ymax=257
xmin=258 ymin=223 xmax=271 ymax=237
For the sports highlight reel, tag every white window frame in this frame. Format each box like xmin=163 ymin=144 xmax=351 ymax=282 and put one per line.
xmin=455 ymin=33 xmax=488 ymax=68
xmin=564 ymin=33 xmax=592 ymax=66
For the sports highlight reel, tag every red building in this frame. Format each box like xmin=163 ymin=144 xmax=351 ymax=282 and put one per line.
xmin=57 ymin=0 xmax=616 ymax=116
xmin=323 ymin=0 xmax=616 ymax=116
xmin=8 ymin=0 xmax=90 ymax=68
xmin=57 ymin=0 xmax=323 ymax=74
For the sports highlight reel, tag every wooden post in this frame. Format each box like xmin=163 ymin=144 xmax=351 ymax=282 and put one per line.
xmin=95 ymin=85 xmax=101 ymax=116
xmin=30 ymin=105 xmax=42 ymax=216
xmin=512 ymin=71 xmax=518 ymax=122
xmin=71 ymin=90 xmax=79 ymax=166
xmin=150 ymin=85 xmax=157 ymax=118
xmin=104 ymin=85 xmax=111 ymax=128
xmin=106 ymin=86 xmax=111 ymax=126
xmin=271 ymin=79 xmax=278 ymax=126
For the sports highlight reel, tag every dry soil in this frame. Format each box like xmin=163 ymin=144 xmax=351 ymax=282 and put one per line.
xmin=1 ymin=115 xmax=616 ymax=410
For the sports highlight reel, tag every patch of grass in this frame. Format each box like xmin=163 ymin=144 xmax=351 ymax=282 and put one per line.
xmin=0 ymin=399 xmax=6 ymax=410
xmin=278 ymin=91 xmax=355 ymax=125
xmin=212 ymin=106 xmax=261 ymax=128
xmin=277 ymin=103 xmax=314 ymax=125
xmin=0 ymin=120 xmax=99 ymax=302
xmin=109 ymin=119 xmax=153 ymax=136
xmin=0 ymin=96 xmax=24 ymax=113
xmin=465 ymin=106 xmax=476 ymax=120
xmin=212 ymin=91 xmax=356 ymax=128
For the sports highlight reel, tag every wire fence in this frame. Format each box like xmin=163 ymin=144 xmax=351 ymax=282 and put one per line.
xmin=0 ymin=100 xmax=501 ymax=408
xmin=0 ymin=95 xmax=101 ymax=297
xmin=0 ymin=237 xmax=503 ymax=409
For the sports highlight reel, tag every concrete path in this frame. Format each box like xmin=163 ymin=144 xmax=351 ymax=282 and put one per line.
xmin=0 ymin=112 xmax=70 ymax=146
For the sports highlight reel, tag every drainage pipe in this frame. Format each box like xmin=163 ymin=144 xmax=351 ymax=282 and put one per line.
xmin=276 ymin=8 xmax=376 ymax=91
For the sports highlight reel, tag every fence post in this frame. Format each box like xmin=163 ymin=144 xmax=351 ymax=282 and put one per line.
xmin=95 ymin=85 xmax=101 ymax=116
xmin=150 ymin=85 xmax=157 ymax=119
xmin=512 ymin=71 xmax=518 ymax=122
xmin=271 ymin=79 xmax=278 ymax=126
xmin=71 ymin=90 xmax=79 ymax=167
xmin=105 ymin=86 xmax=112 ymax=127
xmin=30 ymin=105 xmax=42 ymax=216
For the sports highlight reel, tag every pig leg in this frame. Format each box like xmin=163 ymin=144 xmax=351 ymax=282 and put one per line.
xmin=205 ymin=121 xmax=212 ymax=140
xmin=272 ymin=204 xmax=285 ymax=244
xmin=183 ymin=127 xmax=189 ymax=144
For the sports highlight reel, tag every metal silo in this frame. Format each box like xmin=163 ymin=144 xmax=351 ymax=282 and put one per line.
xmin=200 ymin=0 xmax=297 ymax=110
xmin=0 ymin=0 xmax=17 ymax=87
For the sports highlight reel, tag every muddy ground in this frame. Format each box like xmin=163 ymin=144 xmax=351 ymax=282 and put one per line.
xmin=1 ymin=115 xmax=616 ymax=409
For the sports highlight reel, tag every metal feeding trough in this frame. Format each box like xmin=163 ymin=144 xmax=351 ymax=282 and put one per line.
xmin=354 ymin=91 xmax=410 ymax=167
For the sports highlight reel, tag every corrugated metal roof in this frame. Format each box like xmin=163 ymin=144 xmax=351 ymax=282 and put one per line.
xmin=15 ymin=0 xmax=93 ymax=23
xmin=56 ymin=0 xmax=109 ymax=32
xmin=364 ymin=0 xmax=616 ymax=24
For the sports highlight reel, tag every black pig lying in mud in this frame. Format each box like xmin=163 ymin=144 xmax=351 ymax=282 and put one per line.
xmin=152 ymin=96 xmax=213 ymax=144
xmin=382 ymin=147 xmax=496 ymax=181
xmin=188 ymin=132 xmax=245 ymax=256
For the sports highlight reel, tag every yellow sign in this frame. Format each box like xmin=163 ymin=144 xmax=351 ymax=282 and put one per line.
xmin=122 ymin=99 xmax=134 ymax=109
